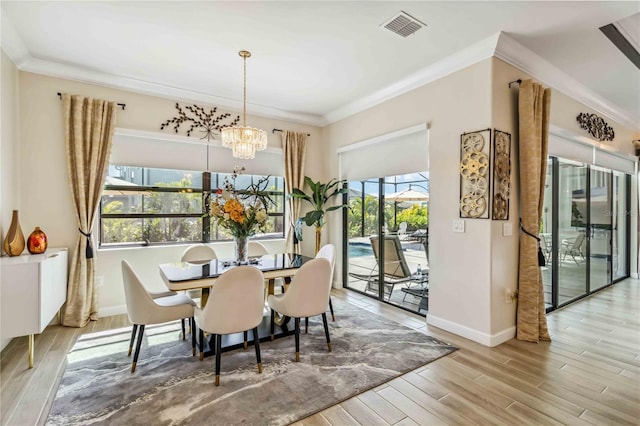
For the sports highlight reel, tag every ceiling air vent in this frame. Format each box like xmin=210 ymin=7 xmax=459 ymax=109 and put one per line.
xmin=381 ymin=11 xmax=426 ymax=38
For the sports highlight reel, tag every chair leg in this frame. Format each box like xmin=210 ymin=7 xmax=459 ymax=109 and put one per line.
xmin=181 ymin=318 xmax=186 ymax=340
xmin=128 ymin=324 xmax=138 ymax=357
xmin=329 ymin=297 xmax=335 ymax=321
xmin=305 ymin=317 xmax=308 ymax=334
xmin=243 ymin=330 xmax=248 ymax=349
xmin=214 ymin=334 xmax=222 ymax=386
xmin=270 ymin=309 xmax=275 ymax=341
xmin=199 ymin=328 xmax=204 ymax=361
xmin=294 ymin=317 xmax=300 ymax=362
xmin=253 ymin=327 xmax=262 ymax=373
xmin=322 ymin=313 xmax=332 ymax=352
xmin=191 ymin=317 xmax=196 ymax=356
xmin=131 ymin=324 xmax=145 ymax=373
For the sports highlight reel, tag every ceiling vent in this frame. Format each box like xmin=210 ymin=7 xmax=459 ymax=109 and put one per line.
xmin=381 ymin=11 xmax=426 ymax=38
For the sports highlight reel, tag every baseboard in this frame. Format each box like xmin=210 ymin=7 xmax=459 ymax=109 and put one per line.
xmin=631 ymin=272 xmax=639 ymax=279
xmin=427 ymin=314 xmax=515 ymax=347
xmin=99 ymin=305 xmax=128 ymax=318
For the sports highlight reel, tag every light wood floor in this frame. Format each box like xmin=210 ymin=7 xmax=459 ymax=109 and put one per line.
xmin=2 ymin=278 xmax=639 ymax=425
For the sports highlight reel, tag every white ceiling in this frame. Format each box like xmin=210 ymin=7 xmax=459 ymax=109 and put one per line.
xmin=2 ymin=1 xmax=639 ymax=129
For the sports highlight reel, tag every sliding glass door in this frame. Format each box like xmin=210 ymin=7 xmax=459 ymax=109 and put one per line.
xmin=543 ymin=157 xmax=631 ymax=312
xmin=589 ymin=167 xmax=612 ymax=292
xmin=344 ymin=173 xmax=429 ymax=315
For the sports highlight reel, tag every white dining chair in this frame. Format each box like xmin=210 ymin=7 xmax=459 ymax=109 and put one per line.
xmin=194 ymin=265 xmax=265 ymax=386
xmin=248 ymin=241 xmax=269 ymax=257
xmin=268 ymin=258 xmax=333 ymax=362
xmin=122 ymin=260 xmax=196 ymax=373
xmin=307 ymin=244 xmax=336 ymax=333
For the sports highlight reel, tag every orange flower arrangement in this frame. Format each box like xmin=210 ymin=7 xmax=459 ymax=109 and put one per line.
xmin=209 ymin=167 xmax=271 ymax=238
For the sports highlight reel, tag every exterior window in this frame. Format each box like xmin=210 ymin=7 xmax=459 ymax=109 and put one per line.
xmin=100 ymin=165 xmax=285 ymax=246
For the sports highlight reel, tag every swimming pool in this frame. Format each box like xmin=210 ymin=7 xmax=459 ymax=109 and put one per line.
xmin=348 ymin=242 xmax=373 ymax=257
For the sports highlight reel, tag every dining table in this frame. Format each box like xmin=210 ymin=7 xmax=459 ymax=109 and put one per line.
xmin=159 ymin=253 xmax=313 ymax=356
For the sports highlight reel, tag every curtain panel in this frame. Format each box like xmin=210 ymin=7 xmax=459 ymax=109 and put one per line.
xmin=282 ymin=131 xmax=307 ymax=253
xmin=517 ymin=80 xmax=552 ymax=343
xmin=62 ymin=94 xmax=117 ymax=327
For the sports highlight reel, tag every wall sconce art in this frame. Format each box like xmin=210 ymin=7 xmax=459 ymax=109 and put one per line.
xmin=576 ymin=113 xmax=614 ymax=142
xmin=459 ymin=128 xmax=491 ymax=219
xmin=492 ymin=130 xmax=511 ymax=220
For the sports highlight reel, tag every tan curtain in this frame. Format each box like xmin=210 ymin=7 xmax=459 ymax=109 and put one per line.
xmin=517 ymin=80 xmax=551 ymax=342
xmin=282 ymin=131 xmax=307 ymax=253
xmin=61 ymin=94 xmax=117 ymax=327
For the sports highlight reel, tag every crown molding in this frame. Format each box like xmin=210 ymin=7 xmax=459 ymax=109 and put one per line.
xmin=323 ymin=33 xmax=501 ymax=124
xmin=19 ymin=57 xmax=325 ymax=127
xmin=0 ymin=10 xmax=30 ymax=66
xmin=494 ymin=32 xmax=639 ymax=132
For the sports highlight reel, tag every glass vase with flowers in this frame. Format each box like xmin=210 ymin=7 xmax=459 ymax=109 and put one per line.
xmin=209 ymin=167 xmax=273 ymax=264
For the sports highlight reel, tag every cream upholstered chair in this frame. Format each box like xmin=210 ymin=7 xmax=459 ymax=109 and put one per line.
xmin=121 ymin=260 xmax=196 ymax=373
xmin=194 ymin=265 xmax=265 ymax=386
xmin=182 ymin=244 xmax=217 ymax=264
xmin=181 ymin=243 xmax=217 ymax=297
xmin=314 ymin=244 xmax=336 ymax=327
xmin=248 ymin=241 xmax=269 ymax=257
xmin=268 ymin=258 xmax=332 ymax=362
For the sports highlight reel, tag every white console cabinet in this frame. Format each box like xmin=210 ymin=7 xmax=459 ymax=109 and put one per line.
xmin=1 ymin=248 xmax=68 ymax=368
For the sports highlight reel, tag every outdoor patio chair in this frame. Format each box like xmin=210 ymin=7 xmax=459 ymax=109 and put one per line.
xmin=562 ymin=232 xmax=586 ymax=264
xmin=397 ymin=222 xmax=408 ymax=241
xmin=349 ymin=235 xmax=414 ymax=301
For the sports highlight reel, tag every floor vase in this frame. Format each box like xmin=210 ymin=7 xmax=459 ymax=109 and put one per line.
xmin=3 ymin=210 xmax=25 ymax=256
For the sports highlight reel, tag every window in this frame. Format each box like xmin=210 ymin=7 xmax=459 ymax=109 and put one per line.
xmin=100 ymin=165 xmax=285 ymax=246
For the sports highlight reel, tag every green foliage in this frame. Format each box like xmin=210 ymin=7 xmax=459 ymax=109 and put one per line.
xmin=396 ymin=205 xmax=429 ymax=228
xmin=289 ymin=176 xmax=349 ymax=230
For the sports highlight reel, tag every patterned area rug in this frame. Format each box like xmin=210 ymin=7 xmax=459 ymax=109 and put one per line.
xmin=47 ymin=299 xmax=456 ymax=425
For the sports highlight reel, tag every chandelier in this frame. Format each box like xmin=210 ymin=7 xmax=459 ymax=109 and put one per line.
xmin=221 ymin=50 xmax=268 ymax=159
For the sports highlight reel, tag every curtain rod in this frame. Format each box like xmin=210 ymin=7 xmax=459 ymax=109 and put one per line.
xmin=57 ymin=93 xmax=126 ymax=110
xmin=272 ymin=128 xmax=310 ymax=136
xmin=508 ymin=79 xmax=522 ymax=88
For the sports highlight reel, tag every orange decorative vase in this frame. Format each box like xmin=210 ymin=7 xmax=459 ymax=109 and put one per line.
xmin=3 ymin=210 xmax=25 ymax=256
xmin=27 ymin=227 xmax=48 ymax=254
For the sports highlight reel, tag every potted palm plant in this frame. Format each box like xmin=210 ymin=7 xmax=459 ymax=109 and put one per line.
xmin=289 ymin=176 xmax=348 ymax=253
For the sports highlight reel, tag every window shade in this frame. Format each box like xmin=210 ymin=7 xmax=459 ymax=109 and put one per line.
xmin=110 ymin=129 xmax=284 ymax=176
xmin=338 ymin=124 xmax=429 ymax=181
xmin=549 ymin=132 xmax=636 ymax=174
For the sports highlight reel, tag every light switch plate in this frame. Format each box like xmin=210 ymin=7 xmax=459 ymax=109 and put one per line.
xmin=453 ymin=219 xmax=465 ymax=233
xmin=503 ymin=223 xmax=513 ymax=236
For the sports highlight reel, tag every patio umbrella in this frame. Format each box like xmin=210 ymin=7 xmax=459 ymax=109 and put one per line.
xmin=385 ymin=188 xmax=429 ymax=202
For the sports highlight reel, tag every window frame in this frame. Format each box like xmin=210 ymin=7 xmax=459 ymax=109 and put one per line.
xmin=100 ymin=167 xmax=285 ymax=248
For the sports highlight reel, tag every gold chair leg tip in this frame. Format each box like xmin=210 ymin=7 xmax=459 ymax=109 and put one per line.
xmin=215 ymin=375 xmax=220 ymax=386
xmin=331 ymin=314 xmax=336 ymax=321
xmin=199 ymin=353 xmax=204 ymax=361
xmin=244 ymin=342 xmax=248 ymax=350
xmin=192 ymin=348 xmax=196 ymax=356
xmin=295 ymin=352 xmax=300 ymax=362
xmin=328 ymin=343 xmax=332 ymax=352
xmin=270 ymin=334 xmax=274 ymax=341
xmin=131 ymin=362 xmax=137 ymax=373
xmin=127 ymin=348 xmax=132 ymax=357
xmin=258 ymin=362 xmax=263 ymax=374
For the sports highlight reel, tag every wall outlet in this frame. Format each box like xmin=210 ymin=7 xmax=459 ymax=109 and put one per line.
xmin=96 ymin=276 xmax=104 ymax=287
xmin=453 ymin=219 xmax=465 ymax=233
xmin=503 ymin=223 xmax=513 ymax=236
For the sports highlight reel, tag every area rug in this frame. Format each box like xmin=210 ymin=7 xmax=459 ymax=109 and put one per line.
xmin=47 ymin=299 xmax=457 ymax=425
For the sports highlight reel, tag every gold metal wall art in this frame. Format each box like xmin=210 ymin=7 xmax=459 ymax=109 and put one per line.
xmin=160 ymin=103 xmax=240 ymax=142
xmin=459 ymin=129 xmax=491 ymax=219
xmin=492 ymin=130 xmax=511 ymax=220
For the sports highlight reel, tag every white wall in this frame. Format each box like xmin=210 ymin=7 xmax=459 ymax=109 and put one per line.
xmin=1 ymin=50 xmax=20 ymax=351
xmin=17 ymin=71 xmax=320 ymax=316
xmin=323 ymin=59 xmax=498 ymax=344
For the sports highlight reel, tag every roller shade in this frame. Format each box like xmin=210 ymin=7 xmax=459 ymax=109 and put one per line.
xmin=549 ymin=131 xmax=636 ymax=174
xmin=338 ymin=124 xmax=429 ymax=181
xmin=594 ymin=149 xmax=636 ymax=175
xmin=111 ymin=128 xmax=284 ymax=176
